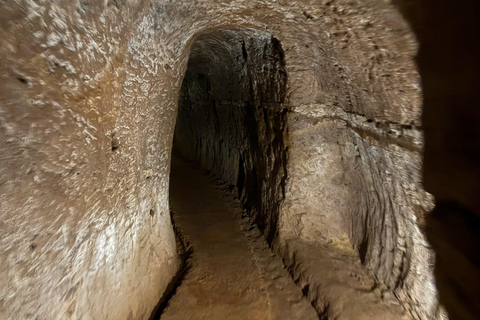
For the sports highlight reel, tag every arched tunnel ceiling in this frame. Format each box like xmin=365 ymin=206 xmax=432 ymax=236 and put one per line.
xmin=186 ymin=30 xmax=265 ymax=75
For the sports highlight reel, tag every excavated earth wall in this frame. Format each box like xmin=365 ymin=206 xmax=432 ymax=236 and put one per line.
xmin=0 ymin=0 xmax=444 ymax=319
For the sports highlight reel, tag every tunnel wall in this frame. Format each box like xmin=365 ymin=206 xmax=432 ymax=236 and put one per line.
xmin=0 ymin=2 xmax=180 ymax=319
xmin=173 ymin=30 xmax=287 ymax=243
xmin=0 ymin=0 xmax=451 ymax=319
xmin=172 ymin=5 xmax=440 ymax=318
xmin=174 ymin=30 xmax=438 ymax=317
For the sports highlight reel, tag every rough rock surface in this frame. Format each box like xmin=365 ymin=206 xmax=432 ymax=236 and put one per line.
xmin=173 ymin=17 xmax=438 ymax=320
xmin=0 ymin=0 xmax=448 ymax=319
xmin=0 ymin=1 xmax=179 ymax=319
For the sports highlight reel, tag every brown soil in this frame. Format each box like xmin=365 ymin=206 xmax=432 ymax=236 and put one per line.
xmin=158 ymin=157 xmax=318 ymax=320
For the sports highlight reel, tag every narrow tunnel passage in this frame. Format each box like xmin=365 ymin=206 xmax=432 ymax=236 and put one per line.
xmin=173 ymin=29 xmax=288 ymax=244
xmin=159 ymin=158 xmax=317 ymax=319
xmin=156 ymin=30 xmax=317 ymax=319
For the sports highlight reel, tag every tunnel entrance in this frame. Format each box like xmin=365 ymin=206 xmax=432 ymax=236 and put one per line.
xmin=172 ymin=29 xmax=288 ymax=243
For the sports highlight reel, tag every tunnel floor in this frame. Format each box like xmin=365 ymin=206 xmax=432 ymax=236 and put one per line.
xmin=158 ymin=157 xmax=318 ymax=320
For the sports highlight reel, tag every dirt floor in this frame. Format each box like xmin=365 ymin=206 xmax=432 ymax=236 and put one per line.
xmin=157 ymin=157 xmax=318 ymax=320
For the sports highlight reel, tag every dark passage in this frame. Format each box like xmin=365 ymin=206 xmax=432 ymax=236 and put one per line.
xmin=173 ymin=29 xmax=288 ymax=243
xmin=156 ymin=29 xmax=314 ymax=319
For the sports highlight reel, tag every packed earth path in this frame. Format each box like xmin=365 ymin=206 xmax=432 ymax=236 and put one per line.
xmin=156 ymin=157 xmax=319 ymax=320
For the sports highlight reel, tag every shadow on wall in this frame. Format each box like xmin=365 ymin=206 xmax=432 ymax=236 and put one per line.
xmin=172 ymin=29 xmax=288 ymax=244
xmin=395 ymin=0 xmax=480 ymax=319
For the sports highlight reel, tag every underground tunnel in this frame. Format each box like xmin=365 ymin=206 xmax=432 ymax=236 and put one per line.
xmin=160 ymin=28 xmax=438 ymax=319
xmin=172 ymin=29 xmax=288 ymax=243
xmin=1 ymin=1 xmax=480 ymax=320
xmin=154 ymin=29 xmax=307 ymax=319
